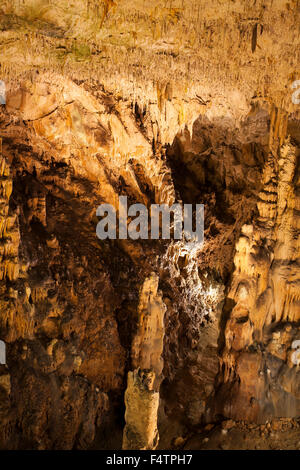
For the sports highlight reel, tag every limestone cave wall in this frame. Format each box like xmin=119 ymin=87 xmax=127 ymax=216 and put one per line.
xmin=0 ymin=0 xmax=299 ymax=450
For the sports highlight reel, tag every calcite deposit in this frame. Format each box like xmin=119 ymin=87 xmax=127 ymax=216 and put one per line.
xmin=0 ymin=0 xmax=299 ymax=450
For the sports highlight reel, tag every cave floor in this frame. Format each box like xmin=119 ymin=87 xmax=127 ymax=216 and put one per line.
xmin=166 ymin=418 xmax=300 ymax=451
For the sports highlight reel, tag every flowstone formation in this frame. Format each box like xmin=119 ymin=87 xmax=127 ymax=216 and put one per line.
xmin=0 ymin=0 xmax=299 ymax=451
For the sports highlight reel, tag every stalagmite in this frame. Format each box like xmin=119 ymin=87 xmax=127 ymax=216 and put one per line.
xmin=122 ymin=273 xmax=166 ymax=450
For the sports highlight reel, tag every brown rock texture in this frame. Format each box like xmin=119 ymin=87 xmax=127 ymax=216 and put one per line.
xmin=0 ymin=0 xmax=299 ymax=450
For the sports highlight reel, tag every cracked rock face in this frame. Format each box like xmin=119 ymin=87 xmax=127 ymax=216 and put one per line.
xmin=0 ymin=0 xmax=299 ymax=450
